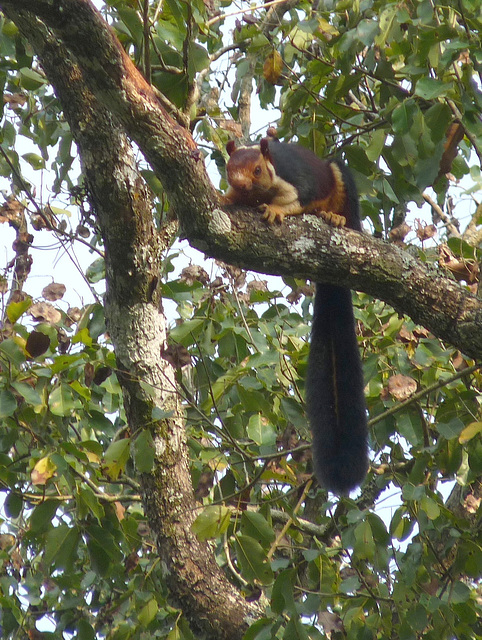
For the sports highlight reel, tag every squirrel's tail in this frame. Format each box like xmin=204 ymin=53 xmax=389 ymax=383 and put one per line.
xmin=306 ymin=283 xmax=368 ymax=494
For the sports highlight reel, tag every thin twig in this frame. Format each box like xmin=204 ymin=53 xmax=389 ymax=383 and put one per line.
xmin=267 ymin=479 xmax=312 ymax=560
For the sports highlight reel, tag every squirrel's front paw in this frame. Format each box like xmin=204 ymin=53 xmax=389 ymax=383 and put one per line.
xmin=258 ymin=204 xmax=285 ymax=225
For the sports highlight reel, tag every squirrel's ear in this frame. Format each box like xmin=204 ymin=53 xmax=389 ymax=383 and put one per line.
xmin=260 ymin=137 xmax=270 ymax=158
xmin=226 ymin=140 xmax=236 ymax=156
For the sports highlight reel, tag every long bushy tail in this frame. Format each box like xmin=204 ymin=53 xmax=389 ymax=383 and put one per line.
xmin=306 ymin=283 xmax=368 ymax=494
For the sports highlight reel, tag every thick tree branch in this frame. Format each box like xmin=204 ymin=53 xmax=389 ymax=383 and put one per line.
xmin=186 ymin=205 xmax=482 ymax=360
xmin=4 ymin=0 xmax=480 ymax=363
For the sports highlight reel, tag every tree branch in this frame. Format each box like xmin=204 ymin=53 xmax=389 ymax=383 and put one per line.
xmin=5 ymin=0 xmax=480 ymax=361
xmin=186 ymin=204 xmax=482 ymax=360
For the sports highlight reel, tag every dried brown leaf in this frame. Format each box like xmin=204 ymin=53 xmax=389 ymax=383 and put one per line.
xmin=387 ymin=374 xmax=417 ymax=401
xmin=42 ymin=282 xmax=66 ymax=301
xmin=29 ymin=301 xmax=62 ymax=324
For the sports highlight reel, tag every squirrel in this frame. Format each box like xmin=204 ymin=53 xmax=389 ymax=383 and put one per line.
xmin=222 ymin=135 xmax=368 ymax=494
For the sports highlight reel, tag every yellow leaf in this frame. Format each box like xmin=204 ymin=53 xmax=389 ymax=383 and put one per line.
xmin=263 ymin=50 xmax=283 ymax=85
xmin=31 ymin=456 xmax=57 ymax=485
xmin=85 ymin=450 xmax=100 ymax=464
xmin=459 ymin=421 xmax=482 ymax=444
xmin=317 ymin=17 xmax=339 ymax=40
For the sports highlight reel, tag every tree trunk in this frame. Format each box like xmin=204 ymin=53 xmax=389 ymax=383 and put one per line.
xmin=2 ymin=6 xmax=261 ymax=638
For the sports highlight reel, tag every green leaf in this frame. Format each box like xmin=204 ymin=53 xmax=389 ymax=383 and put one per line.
xmin=161 ymin=280 xmax=203 ymax=302
xmin=392 ymin=101 xmax=415 ymax=134
xmin=283 ymin=617 xmax=310 ymax=640
xmin=192 ymin=505 xmax=232 ymax=540
xmin=241 ymin=511 xmax=276 ymax=547
xmin=353 ymin=519 xmax=375 ymax=561
xmin=247 ymin=413 xmax=276 ymax=446
xmin=402 ymin=483 xmax=426 ymax=501
xmin=437 ymin=419 xmax=465 ymax=439
xmin=117 ymin=7 xmax=144 ymax=44
xmin=461 ymin=0 xmax=479 ymax=10
xmin=0 ymin=338 xmax=26 ymax=367
xmin=152 ymin=406 xmax=174 ymax=421
xmin=4 ymin=492 xmax=22 ymax=519
xmin=397 ymin=411 xmax=423 ymax=446
xmin=424 ymin=102 xmax=452 ymax=142
xmin=365 ymin=128 xmax=386 ymax=162
xmin=242 ymin=620 xmax=275 ymax=640
xmin=339 ymin=575 xmax=361 ymax=594
xmin=78 ymin=487 xmax=105 ymax=524
xmin=163 ymin=0 xmax=187 ymax=36
xmin=420 ymin=496 xmax=440 ymax=520
xmin=0 ymin=389 xmax=16 ymax=417
xmin=380 ymin=177 xmax=399 ymax=203
xmin=169 ymin=318 xmax=205 ymax=344
xmin=70 ymin=379 xmax=91 ymax=401
xmin=48 ymin=205 xmax=72 ymax=217
xmin=76 ymin=620 xmax=96 ymax=640
xmin=138 ymin=599 xmax=158 ymax=627
xmin=353 ymin=19 xmax=379 ymax=47
xmin=414 ymin=77 xmax=452 ymax=100
xmin=30 ymin=500 xmax=58 ymax=534
xmin=49 ymin=383 xmax=82 ymax=416
xmin=188 ymin=42 xmax=210 ymax=76
xmin=201 ymin=366 xmax=246 ymax=411
xmin=407 ymin=603 xmax=428 ymax=632
xmin=22 ymin=152 xmax=45 ymax=170
xmin=448 ymin=581 xmax=471 ymax=604
xmin=271 ymin=568 xmax=297 ymax=615
xmin=290 ymin=23 xmax=313 ymax=50
xmin=132 ymin=430 xmax=155 ymax=473
xmin=103 ymin=438 xmax=131 ymax=480
xmin=86 ymin=524 xmax=123 ymax=561
xmin=233 ymin=534 xmax=273 ymax=585
xmin=367 ymin=513 xmax=390 ymax=545
xmin=447 ymin=236 xmax=481 ymax=261
xmin=44 ymin=524 xmax=79 ymax=570
xmin=19 ymin=67 xmax=46 ymax=89
xmin=374 ymin=4 xmax=398 ymax=47
xmin=72 ymin=327 xmax=93 ymax=347
xmin=86 ymin=257 xmax=105 ymax=283
xmin=6 ymin=296 xmax=32 ymax=323
xmin=390 ymin=507 xmax=414 ymax=541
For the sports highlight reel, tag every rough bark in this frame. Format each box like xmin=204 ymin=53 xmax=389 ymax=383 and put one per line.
xmin=191 ymin=208 xmax=482 ymax=360
xmin=2 ymin=6 xmax=261 ymax=639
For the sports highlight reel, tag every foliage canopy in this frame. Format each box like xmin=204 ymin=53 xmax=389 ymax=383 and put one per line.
xmin=0 ymin=1 xmax=481 ymax=639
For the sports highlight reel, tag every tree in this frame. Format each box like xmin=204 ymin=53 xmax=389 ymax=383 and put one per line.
xmin=0 ymin=1 xmax=481 ymax=638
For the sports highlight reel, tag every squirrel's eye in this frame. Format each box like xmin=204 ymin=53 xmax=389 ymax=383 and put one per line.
xmin=254 ymin=166 xmax=262 ymax=177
